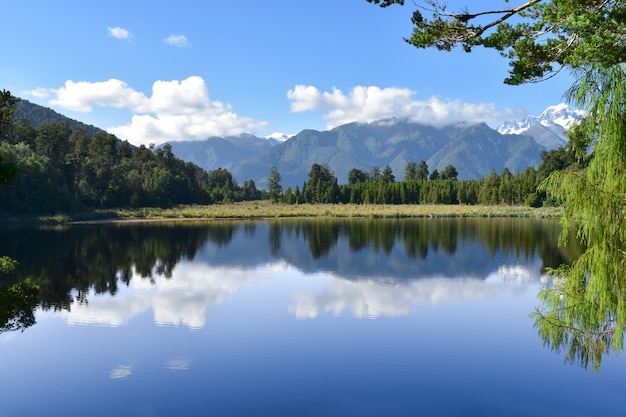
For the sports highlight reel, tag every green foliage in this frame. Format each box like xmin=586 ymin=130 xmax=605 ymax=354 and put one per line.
xmin=0 ymin=90 xmax=19 ymax=185
xmin=0 ymin=279 xmax=40 ymax=334
xmin=440 ymin=164 xmax=458 ymax=181
xmin=0 ymin=118 xmax=270 ymax=214
xmin=368 ymin=0 xmax=626 ymax=84
xmin=267 ymin=166 xmax=283 ymax=202
xmin=536 ymin=65 xmax=626 ymax=370
xmin=348 ymin=168 xmax=369 ymax=185
xmin=288 ymin=162 xmax=543 ymax=206
xmin=0 ymin=232 xmax=39 ymax=335
xmin=306 ymin=163 xmax=338 ymax=203
xmin=381 ymin=165 xmax=395 ymax=183
xmin=0 ymin=256 xmax=19 ymax=273
xmin=416 ymin=160 xmax=429 ymax=180
xmin=0 ymin=90 xmax=19 ymax=135
xmin=367 ymin=1 xmax=626 ymax=368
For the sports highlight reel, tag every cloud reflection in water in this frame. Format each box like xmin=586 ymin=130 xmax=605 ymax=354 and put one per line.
xmin=109 ymin=365 xmax=132 ymax=380
xmin=165 ymin=357 xmax=192 ymax=371
xmin=61 ymin=262 xmax=265 ymax=329
xmin=59 ymin=258 xmax=546 ymax=328
xmin=289 ymin=265 xmax=547 ymax=319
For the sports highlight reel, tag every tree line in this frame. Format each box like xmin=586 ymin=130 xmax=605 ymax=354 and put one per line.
xmin=0 ymin=118 xmax=264 ymax=214
xmin=271 ymin=139 xmax=583 ymax=207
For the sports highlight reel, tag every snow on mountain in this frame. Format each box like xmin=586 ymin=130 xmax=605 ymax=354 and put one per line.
xmin=497 ymin=103 xmax=584 ymax=149
xmin=265 ymin=132 xmax=293 ymax=142
xmin=537 ymin=103 xmax=585 ymax=130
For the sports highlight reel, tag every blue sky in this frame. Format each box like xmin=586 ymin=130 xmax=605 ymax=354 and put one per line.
xmin=2 ymin=0 xmax=575 ymax=146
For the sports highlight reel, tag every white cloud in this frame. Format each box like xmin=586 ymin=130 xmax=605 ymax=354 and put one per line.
xmin=21 ymin=87 xmax=51 ymax=99
xmin=37 ymin=76 xmax=266 ymax=146
xmin=287 ymin=85 xmax=525 ymax=128
xmin=107 ymin=26 xmax=132 ymax=40
xmin=49 ymin=79 xmax=149 ymax=112
xmin=164 ymin=34 xmax=190 ymax=47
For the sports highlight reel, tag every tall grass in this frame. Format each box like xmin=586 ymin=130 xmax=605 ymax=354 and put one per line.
xmin=73 ymin=201 xmax=562 ymax=223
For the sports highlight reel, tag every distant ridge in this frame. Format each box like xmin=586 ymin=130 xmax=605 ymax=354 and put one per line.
xmin=13 ymin=99 xmax=106 ymax=137
xmin=232 ymin=119 xmax=543 ymax=188
xmin=162 ymin=134 xmax=278 ymax=172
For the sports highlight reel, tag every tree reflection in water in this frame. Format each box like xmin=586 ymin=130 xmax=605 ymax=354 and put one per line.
xmin=4 ymin=218 xmax=621 ymax=370
xmin=532 ymin=259 xmax=625 ymax=372
xmin=532 ymin=288 xmax=619 ymax=372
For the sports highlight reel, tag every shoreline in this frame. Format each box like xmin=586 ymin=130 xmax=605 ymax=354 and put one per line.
xmin=58 ymin=202 xmax=562 ymax=225
xmin=1 ymin=202 xmax=563 ymax=225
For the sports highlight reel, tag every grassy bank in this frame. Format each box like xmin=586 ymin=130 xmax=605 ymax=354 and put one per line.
xmin=57 ymin=201 xmax=563 ymax=223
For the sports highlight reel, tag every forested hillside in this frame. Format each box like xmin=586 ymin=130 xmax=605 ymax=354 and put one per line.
xmin=13 ymin=99 xmax=104 ymax=136
xmin=0 ymin=118 xmax=263 ymax=214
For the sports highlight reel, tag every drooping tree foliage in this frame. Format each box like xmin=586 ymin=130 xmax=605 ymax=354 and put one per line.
xmin=535 ymin=66 xmax=626 ymax=371
xmin=368 ymin=0 xmax=626 ymax=369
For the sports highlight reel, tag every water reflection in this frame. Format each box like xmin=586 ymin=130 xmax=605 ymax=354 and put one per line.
xmin=532 ymin=281 xmax=622 ymax=372
xmin=2 ymin=218 xmax=598 ymax=367
xmin=0 ymin=219 xmax=578 ymax=305
xmin=4 ymin=219 xmax=626 ymax=417
xmin=290 ymin=275 xmax=533 ymax=319
xmin=60 ymin=263 xmax=263 ymax=328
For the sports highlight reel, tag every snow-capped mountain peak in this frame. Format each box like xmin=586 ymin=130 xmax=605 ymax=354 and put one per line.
xmin=497 ymin=103 xmax=584 ymax=149
xmin=538 ymin=103 xmax=584 ymax=130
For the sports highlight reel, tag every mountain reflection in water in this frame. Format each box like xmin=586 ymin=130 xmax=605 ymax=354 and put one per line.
xmin=4 ymin=218 xmax=626 ymax=417
xmin=0 ymin=218 xmax=579 ymax=326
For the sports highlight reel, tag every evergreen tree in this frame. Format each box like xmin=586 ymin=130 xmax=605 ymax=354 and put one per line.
xmin=440 ymin=164 xmax=458 ymax=181
xmin=347 ymin=168 xmax=369 ymax=185
xmin=369 ymin=166 xmax=381 ymax=183
xmin=404 ymin=161 xmax=417 ymax=182
xmin=267 ymin=166 xmax=283 ymax=202
xmin=381 ymin=165 xmax=395 ymax=184
xmin=416 ymin=160 xmax=429 ymax=180
xmin=0 ymin=91 xmax=18 ymax=185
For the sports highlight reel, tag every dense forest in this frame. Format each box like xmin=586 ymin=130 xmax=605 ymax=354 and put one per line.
xmin=0 ymin=109 xmax=584 ymax=215
xmin=0 ymin=119 xmax=264 ymax=214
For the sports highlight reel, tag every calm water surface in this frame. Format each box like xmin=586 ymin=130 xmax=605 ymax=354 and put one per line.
xmin=0 ymin=218 xmax=624 ymax=416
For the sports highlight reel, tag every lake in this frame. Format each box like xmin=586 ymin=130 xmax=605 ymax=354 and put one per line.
xmin=1 ymin=218 xmax=624 ymax=416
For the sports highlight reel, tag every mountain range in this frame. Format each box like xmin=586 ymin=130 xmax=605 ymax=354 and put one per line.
xmin=165 ymin=104 xmax=582 ymax=189
xmin=496 ymin=103 xmax=583 ymax=149
xmin=11 ymin=98 xmax=581 ymax=190
xmin=227 ymin=120 xmax=544 ymax=188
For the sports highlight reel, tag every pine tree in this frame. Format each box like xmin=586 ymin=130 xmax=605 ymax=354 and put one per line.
xmin=267 ymin=166 xmax=282 ymax=202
